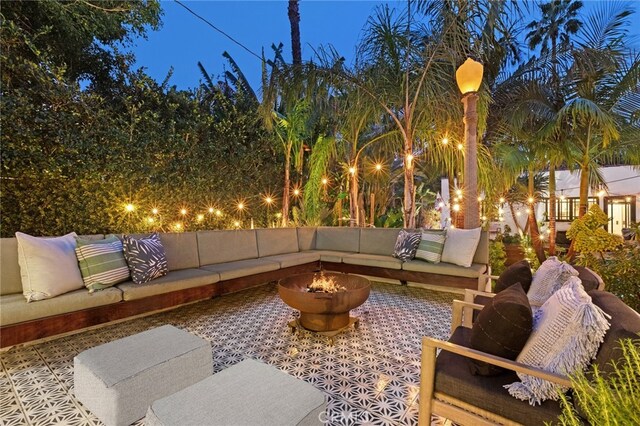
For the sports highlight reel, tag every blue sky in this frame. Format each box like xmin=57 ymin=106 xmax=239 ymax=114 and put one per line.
xmin=131 ymin=1 xmax=638 ymax=93
xmin=132 ymin=1 xmax=385 ymax=92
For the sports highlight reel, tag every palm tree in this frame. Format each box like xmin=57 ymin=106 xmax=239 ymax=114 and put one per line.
xmin=526 ymin=0 xmax=583 ymax=255
xmin=288 ymin=0 xmax=302 ymax=67
xmin=556 ymin=3 xmax=640 ymax=220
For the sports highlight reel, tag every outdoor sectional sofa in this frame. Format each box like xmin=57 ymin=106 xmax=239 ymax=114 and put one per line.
xmin=0 ymin=227 xmax=490 ymax=348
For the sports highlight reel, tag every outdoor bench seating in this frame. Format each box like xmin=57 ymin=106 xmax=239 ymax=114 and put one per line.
xmin=0 ymin=226 xmax=489 ymax=348
xmin=418 ymin=289 xmax=640 ymax=425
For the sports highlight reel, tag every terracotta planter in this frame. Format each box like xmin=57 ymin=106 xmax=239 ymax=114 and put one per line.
xmin=504 ymin=243 xmax=525 ymax=266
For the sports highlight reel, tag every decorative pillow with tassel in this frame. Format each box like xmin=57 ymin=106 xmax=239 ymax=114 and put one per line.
xmin=505 ymin=276 xmax=610 ymax=405
xmin=527 ymin=256 xmax=579 ymax=307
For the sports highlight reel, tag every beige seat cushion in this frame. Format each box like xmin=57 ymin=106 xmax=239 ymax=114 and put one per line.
xmin=358 ymin=228 xmax=401 ymax=256
xmin=197 ymin=230 xmax=258 ymax=265
xmin=259 ymin=252 xmax=320 ymax=269
xmin=0 ymin=287 xmax=122 ymax=326
xmin=315 ymin=227 xmax=360 ymax=252
xmin=296 ymin=227 xmax=317 ymax=251
xmin=256 ymin=228 xmax=299 ymax=257
xmin=117 ymin=269 xmax=220 ymax=301
xmin=200 ymin=259 xmax=280 ymax=281
xmin=304 ymin=250 xmax=354 ymax=263
xmin=342 ymin=253 xmax=403 ymax=270
xmin=402 ymin=260 xmax=487 ymax=278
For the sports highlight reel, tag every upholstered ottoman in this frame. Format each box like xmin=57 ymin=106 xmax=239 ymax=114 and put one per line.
xmin=74 ymin=325 xmax=212 ymax=426
xmin=145 ymin=358 xmax=326 ymax=426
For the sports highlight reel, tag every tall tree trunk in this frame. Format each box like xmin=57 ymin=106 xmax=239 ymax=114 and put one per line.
xmin=509 ymin=203 xmax=524 ymax=235
xmin=548 ymin=164 xmax=556 ymax=255
xmin=578 ymin=161 xmax=589 ymax=218
xmin=288 ymin=0 xmax=302 ymax=66
xmin=528 ymin=168 xmax=546 ymax=263
xmin=349 ymin=171 xmax=359 ymax=227
xmin=281 ymin=151 xmax=291 ymax=227
xmin=403 ymin=141 xmax=416 ymax=228
xmin=567 ymin=161 xmax=590 ymax=260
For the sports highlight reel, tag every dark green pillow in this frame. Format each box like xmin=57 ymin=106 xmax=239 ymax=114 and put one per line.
xmin=495 ymin=260 xmax=532 ymax=293
xmin=469 ymin=283 xmax=533 ymax=376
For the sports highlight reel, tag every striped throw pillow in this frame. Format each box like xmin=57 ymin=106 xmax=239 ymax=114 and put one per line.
xmin=415 ymin=230 xmax=447 ymax=263
xmin=75 ymin=235 xmax=130 ymax=292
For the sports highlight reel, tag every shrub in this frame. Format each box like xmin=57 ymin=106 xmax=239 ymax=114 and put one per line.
xmin=576 ymin=245 xmax=640 ymax=312
xmin=489 ymin=240 xmax=507 ymax=275
xmin=556 ymin=338 xmax=640 ymax=425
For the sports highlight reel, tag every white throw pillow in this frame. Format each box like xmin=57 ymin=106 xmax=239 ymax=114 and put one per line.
xmin=505 ymin=276 xmax=610 ymax=405
xmin=16 ymin=232 xmax=84 ymax=302
xmin=440 ymin=227 xmax=481 ymax=267
xmin=527 ymin=256 xmax=579 ymax=307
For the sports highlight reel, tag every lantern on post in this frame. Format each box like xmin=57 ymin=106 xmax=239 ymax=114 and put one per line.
xmin=455 ymin=58 xmax=483 ymax=229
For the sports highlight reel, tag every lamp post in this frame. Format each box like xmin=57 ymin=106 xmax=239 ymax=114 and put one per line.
xmin=456 ymin=58 xmax=483 ymax=229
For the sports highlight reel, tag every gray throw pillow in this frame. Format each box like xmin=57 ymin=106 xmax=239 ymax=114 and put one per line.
xmin=392 ymin=230 xmax=421 ymax=261
xmin=122 ymin=234 xmax=168 ymax=284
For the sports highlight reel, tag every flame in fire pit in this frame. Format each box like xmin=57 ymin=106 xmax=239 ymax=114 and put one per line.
xmin=307 ymin=273 xmax=346 ymax=293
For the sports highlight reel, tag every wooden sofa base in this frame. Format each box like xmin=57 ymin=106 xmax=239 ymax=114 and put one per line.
xmin=1 ymin=260 xmax=486 ymax=348
xmin=321 ymin=262 xmax=483 ymax=290
xmin=0 ymin=262 xmax=320 ymax=348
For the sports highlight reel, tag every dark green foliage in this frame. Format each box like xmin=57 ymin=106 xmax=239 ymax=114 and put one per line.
xmin=1 ymin=1 xmax=280 ymax=237
xmin=556 ymin=338 xmax=640 ymax=425
xmin=575 ymin=245 xmax=640 ymax=313
xmin=489 ymin=240 xmax=507 ymax=275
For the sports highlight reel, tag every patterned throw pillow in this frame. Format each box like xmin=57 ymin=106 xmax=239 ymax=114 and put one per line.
xmin=527 ymin=256 xmax=579 ymax=307
xmin=414 ymin=230 xmax=447 ymax=263
xmin=122 ymin=234 xmax=168 ymax=284
xmin=75 ymin=235 xmax=130 ymax=292
xmin=392 ymin=230 xmax=421 ymax=261
xmin=505 ymin=276 xmax=610 ymax=405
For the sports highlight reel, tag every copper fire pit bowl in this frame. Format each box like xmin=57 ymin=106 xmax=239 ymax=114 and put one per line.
xmin=278 ymin=272 xmax=371 ymax=332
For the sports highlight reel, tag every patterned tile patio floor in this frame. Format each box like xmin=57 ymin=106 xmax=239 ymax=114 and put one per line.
xmin=0 ymin=282 xmax=458 ymax=426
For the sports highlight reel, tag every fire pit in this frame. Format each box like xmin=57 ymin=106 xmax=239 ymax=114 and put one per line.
xmin=278 ymin=272 xmax=371 ymax=336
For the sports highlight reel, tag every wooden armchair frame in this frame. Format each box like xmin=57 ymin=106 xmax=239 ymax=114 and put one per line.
xmin=418 ymin=300 xmax=572 ymax=426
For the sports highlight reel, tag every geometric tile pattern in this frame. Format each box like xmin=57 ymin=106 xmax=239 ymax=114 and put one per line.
xmin=0 ymin=282 xmax=458 ymax=425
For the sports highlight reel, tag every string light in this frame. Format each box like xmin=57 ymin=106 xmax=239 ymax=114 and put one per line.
xmin=293 ymin=188 xmax=300 ymax=196
xmin=450 ymin=224 xmax=455 ymax=228
xmin=197 ymin=214 xmax=204 ymax=222
xmin=208 ymin=207 xmax=215 ymax=213
xmin=147 ymin=217 xmax=154 ymax=224
xmin=516 ymin=211 xmax=521 ymax=216
xmin=125 ymin=204 xmax=135 ymax=212
xmin=264 ymin=196 xmax=273 ymax=205
xmin=174 ymin=223 xmax=182 ymax=230
xmin=526 ymin=208 xmax=531 ymax=214
xmin=527 ymin=196 xmax=534 ymax=204
xmin=438 ymin=202 xmax=445 ymax=208
xmin=626 ymin=196 xmax=632 ymax=202
xmin=481 ymin=215 xmax=487 ymax=221
xmin=375 ymin=163 xmax=383 ymax=171
xmin=349 ymin=166 xmax=356 ymax=175
xmin=539 ymin=234 xmax=545 ymax=241
xmin=152 ymin=208 xmax=159 ymax=215
xmin=405 ymin=154 xmax=414 ymax=168
xmin=180 ymin=208 xmax=187 ymax=215
xmin=457 ymin=143 xmax=463 ymax=150
xmin=233 ymin=221 xmax=241 ymax=228
xmin=215 ymin=210 xmax=222 ymax=217
xmin=321 ymin=178 xmax=328 ymax=185
xmin=498 ymin=208 xmax=504 ymax=214
xmin=455 ymin=189 xmax=462 ymax=197
xmin=441 ymin=137 xmax=448 ymax=145
xmin=499 ymin=197 xmax=505 ymax=204
xmin=452 ymin=204 xmax=460 ymax=212
xmin=477 ymin=196 xmax=482 ymax=202
xmin=275 ymin=212 xmax=282 ymax=218
xmin=453 ymin=197 xmax=459 ymax=202
xmin=237 ymin=202 xmax=244 ymax=210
